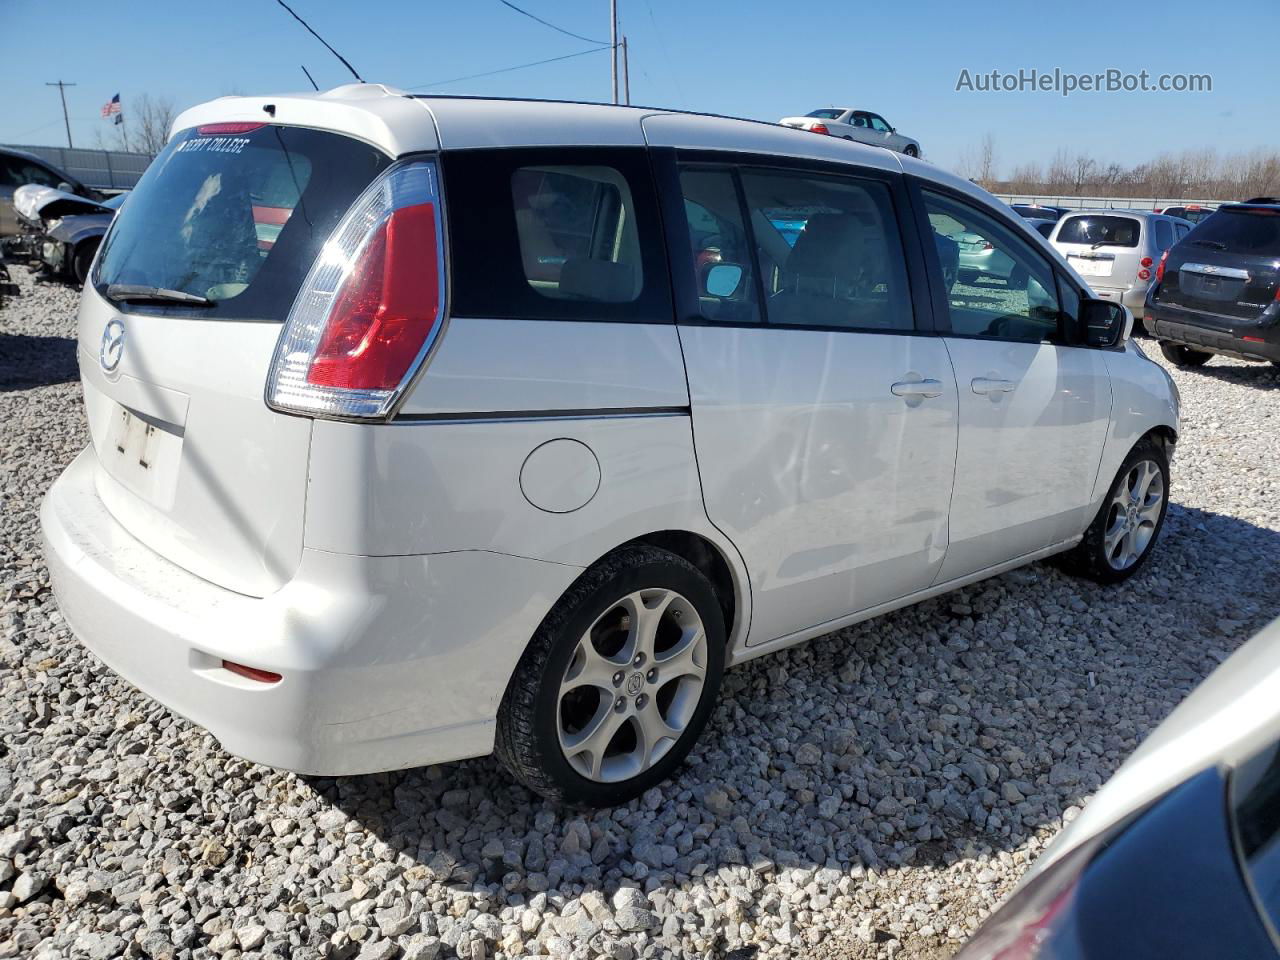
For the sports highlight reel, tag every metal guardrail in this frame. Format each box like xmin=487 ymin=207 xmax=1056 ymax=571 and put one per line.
xmin=994 ymin=193 xmax=1222 ymax=212
xmin=1 ymin=143 xmax=153 ymax=191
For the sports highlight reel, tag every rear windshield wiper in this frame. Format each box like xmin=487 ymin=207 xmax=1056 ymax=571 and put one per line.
xmin=1189 ymin=238 xmax=1227 ymax=250
xmin=106 ymin=283 xmax=213 ymax=306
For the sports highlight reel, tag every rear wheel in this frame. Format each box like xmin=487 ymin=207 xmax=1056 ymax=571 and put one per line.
xmin=1055 ymin=439 xmax=1169 ymax=584
xmin=1158 ymin=342 xmax=1213 ymax=367
xmin=495 ymin=546 xmax=726 ymax=806
xmin=72 ymin=239 xmax=100 ymax=286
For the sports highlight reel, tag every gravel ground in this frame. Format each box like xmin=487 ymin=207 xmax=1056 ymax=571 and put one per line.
xmin=2 ymin=263 xmax=1279 ymax=960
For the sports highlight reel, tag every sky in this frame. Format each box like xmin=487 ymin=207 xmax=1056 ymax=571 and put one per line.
xmin=3 ymin=0 xmax=1276 ymax=176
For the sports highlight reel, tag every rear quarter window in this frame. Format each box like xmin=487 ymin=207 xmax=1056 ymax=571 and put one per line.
xmin=1056 ymin=215 xmax=1140 ymax=247
xmin=94 ymin=125 xmax=390 ymax=321
xmin=443 ymin=147 xmax=671 ymax=323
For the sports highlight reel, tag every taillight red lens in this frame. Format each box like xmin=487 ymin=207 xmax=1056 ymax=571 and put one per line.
xmin=1140 ymin=256 xmax=1153 ymax=267
xmin=197 ymin=122 xmax=267 ymax=135
xmin=1137 ymin=269 xmax=1151 ymax=281
xmin=221 ymin=660 xmax=282 ymax=684
xmin=1156 ymin=250 xmax=1169 ymax=283
xmin=306 ymin=203 xmax=440 ymax=390
xmin=810 ymin=123 xmax=830 ymax=135
xmin=267 ymin=160 xmax=445 ymax=419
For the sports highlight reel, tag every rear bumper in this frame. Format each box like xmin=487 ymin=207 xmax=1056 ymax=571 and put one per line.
xmin=1145 ymin=299 xmax=1280 ymax=362
xmin=42 ymin=447 xmax=579 ymax=775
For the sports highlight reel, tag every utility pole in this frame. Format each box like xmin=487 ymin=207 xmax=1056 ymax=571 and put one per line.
xmin=46 ymin=80 xmax=77 ymax=148
xmin=609 ymin=0 xmax=618 ymax=104
xmin=621 ymin=36 xmax=630 ymax=105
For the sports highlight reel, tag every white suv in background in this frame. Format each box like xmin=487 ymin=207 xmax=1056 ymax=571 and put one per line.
xmin=41 ymin=85 xmax=1179 ymax=806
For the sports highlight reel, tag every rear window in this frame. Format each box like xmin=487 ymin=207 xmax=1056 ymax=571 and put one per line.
xmin=1184 ymin=208 xmax=1280 ymax=255
xmin=94 ymin=124 xmax=390 ymax=320
xmin=806 ymin=109 xmax=844 ymax=120
xmin=1056 ymin=215 xmax=1140 ymax=247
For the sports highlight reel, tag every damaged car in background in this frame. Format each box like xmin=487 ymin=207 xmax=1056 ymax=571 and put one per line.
xmin=7 ymin=184 xmax=126 ymax=286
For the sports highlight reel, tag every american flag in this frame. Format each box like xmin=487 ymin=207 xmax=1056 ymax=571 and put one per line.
xmin=101 ymin=93 xmax=122 ymax=122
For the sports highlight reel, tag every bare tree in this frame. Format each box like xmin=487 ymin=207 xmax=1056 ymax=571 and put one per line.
xmin=977 ymin=133 xmax=998 ymax=189
xmin=95 ymin=94 xmax=177 ymax=155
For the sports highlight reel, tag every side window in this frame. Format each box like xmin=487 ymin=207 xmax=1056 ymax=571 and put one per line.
xmin=1175 ymin=222 xmax=1190 ymax=241
xmin=678 ymin=167 xmax=760 ymax=324
xmin=922 ymin=189 xmax=1061 ymax=343
xmin=17 ymin=163 xmax=61 ymax=188
xmin=1154 ymin=219 xmax=1174 ymax=251
xmin=512 ymin=166 xmax=641 ymax=303
xmin=444 ymin=147 xmax=671 ymax=323
xmin=851 ymin=113 xmax=869 ymax=128
xmin=869 ymin=116 xmax=892 ymax=133
xmin=739 ymin=169 xmax=914 ymax=331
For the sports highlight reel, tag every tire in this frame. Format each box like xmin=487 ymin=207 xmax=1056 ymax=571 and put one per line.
xmin=72 ymin=239 xmax=100 ymax=286
xmin=1055 ymin=438 xmax=1170 ymax=584
xmin=958 ymin=269 xmax=979 ymax=285
xmin=904 ymin=144 xmax=919 ymax=158
xmin=1158 ymin=341 xmax=1213 ymax=367
xmin=495 ymin=545 xmax=726 ymax=806
xmin=1007 ymin=264 xmax=1029 ymax=289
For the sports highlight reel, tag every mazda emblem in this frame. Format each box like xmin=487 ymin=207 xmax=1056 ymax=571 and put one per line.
xmin=100 ymin=319 xmax=126 ymax=374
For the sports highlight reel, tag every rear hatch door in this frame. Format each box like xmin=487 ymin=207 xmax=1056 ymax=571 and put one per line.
xmin=81 ymin=122 xmax=391 ymax=596
xmin=1157 ymin=207 xmax=1280 ymax=321
xmin=1052 ymin=213 xmax=1143 ymax=295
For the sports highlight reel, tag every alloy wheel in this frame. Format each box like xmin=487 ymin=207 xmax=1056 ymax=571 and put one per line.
xmin=1103 ymin=458 xmax=1165 ymax=570
xmin=557 ymin=588 xmax=708 ymax=783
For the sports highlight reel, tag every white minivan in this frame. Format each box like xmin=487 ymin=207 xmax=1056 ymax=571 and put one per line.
xmin=41 ymin=85 xmax=1179 ymax=806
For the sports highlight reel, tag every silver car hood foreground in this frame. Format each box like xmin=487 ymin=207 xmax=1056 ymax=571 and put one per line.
xmin=1026 ymin=615 xmax=1280 ymax=881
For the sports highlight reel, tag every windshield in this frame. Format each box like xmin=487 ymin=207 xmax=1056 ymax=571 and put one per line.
xmin=1056 ymin=215 xmax=1141 ymax=247
xmin=94 ymin=124 xmax=390 ymax=320
xmin=805 ymin=109 xmax=844 ymax=119
xmin=1185 ymin=208 xmax=1280 ymax=255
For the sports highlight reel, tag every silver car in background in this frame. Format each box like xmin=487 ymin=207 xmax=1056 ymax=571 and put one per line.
xmin=778 ymin=108 xmax=921 ymax=156
xmin=1049 ymin=210 xmax=1193 ymax=320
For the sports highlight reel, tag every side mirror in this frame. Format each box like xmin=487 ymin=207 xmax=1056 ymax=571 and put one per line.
xmin=703 ymin=262 xmax=744 ymax=298
xmin=56 ymin=181 xmax=75 ymax=194
xmin=1079 ymin=298 xmax=1131 ymax=348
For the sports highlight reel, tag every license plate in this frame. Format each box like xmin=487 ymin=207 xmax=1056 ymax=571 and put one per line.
xmin=102 ymin=404 xmax=181 ymax=508
xmin=1069 ymin=256 xmax=1113 ymax=278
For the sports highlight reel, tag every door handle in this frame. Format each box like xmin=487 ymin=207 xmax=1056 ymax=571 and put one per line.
xmin=890 ymin=378 xmax=944 ymax=399
xmin=971 ymin=377 xmax=1017 ymax=395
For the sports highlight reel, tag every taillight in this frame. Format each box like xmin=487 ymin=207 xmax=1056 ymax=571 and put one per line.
xmin=1140 ymin=256 xmax=1153 ymax=267
xmin=1137 ymin=269 xmax=1151 ymax=281
xmin=810 ymin=123 xmax=830 ymax=135
xmin=1155 ymin=249 xmax=1169 ymax=283
xmin=267 ymin=160 xmax=445 ymax=418
xmin=1273 ymin=286 xmax=1280 ymax=302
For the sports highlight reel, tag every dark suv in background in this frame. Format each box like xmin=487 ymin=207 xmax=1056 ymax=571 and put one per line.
xmin=1145 ymin=199 xmax=1280 ymax=368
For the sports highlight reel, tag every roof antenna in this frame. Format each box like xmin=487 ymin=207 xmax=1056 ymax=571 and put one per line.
xmin=273 ymin=0 xmax=364 ymax=83
xmin=301 ymin=64 xmax=320 ymax=91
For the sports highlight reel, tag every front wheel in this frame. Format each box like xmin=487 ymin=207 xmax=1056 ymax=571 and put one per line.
xmin=72 ymin=239 xmax=100 ymax=286
xmin=1055 ymin=439 xmax=1169 ymax=584
xmin=903 ymin=144 xmax=919 ymax=158
xmin=1159 ymin=342 xmax=1213 ymax=367
xmin=495 ymin=546 xmax=726 ymax=806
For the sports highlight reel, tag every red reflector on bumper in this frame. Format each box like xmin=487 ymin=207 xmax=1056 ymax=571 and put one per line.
xmin=222 ymin=660 xmax=282 ymax=684
xmin=1243 ymin=336 xmax=1266 ymax=343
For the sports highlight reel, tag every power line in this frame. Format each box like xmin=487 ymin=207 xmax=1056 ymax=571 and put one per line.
xmin=496 ymin=0 xmax=608 ymax=45
xmin=272 ymin=0 xmax=363 ymax=83
xmin=408 ymin=46 xmax=609 ymax=90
